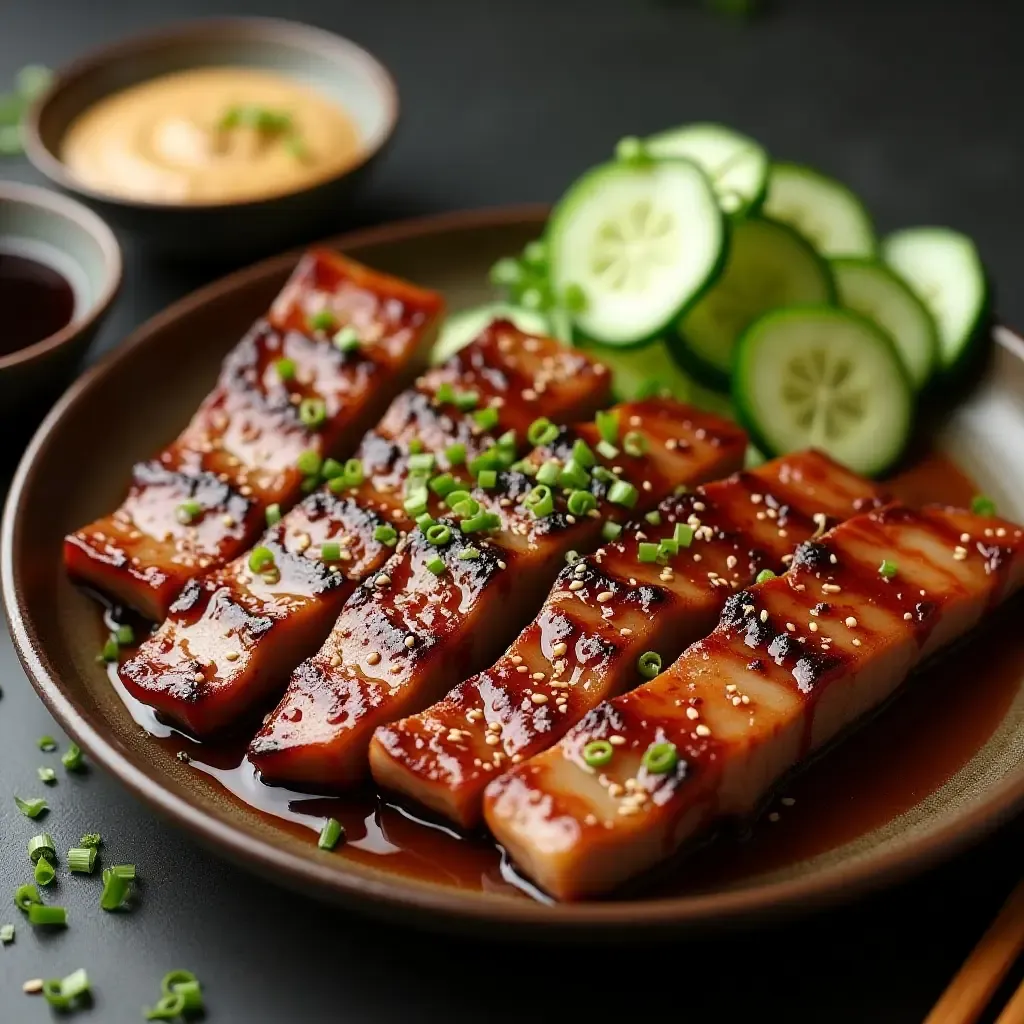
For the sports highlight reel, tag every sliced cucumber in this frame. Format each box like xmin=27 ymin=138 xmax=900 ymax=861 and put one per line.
xmin=763 ymin=163 xmax=877 ymax=257
xmin=643 ymin=123 xmax=769 ymax=217
xmin=548 ymin=158 xmax=727 ymax=347
xmin=430 ymin=304 xmax=551 ymax=366
xmin=832 ymin=258 xmax=939 ymax=391
xmin=882 ymin=227 xmax=990 ymax=374
xmin=673 ymin=216 xmax=834 ymax=390
xmin=580 ymin=337 xmax=692 ymax=402
xmin=733 ymin=306 xmax=913 ymax=477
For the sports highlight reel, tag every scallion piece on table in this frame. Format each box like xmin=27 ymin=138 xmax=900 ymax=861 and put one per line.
xmin=79 ymin=833 xmax=101 ymax=848
xmin=27 ymin=903 xmax=66 ymax=926
xmin=100 ymin=866 xmax=135 ymax=911
xmin=67 ymin=847 xmax=97 ymax=874
xmin=37 ymin=735 xmax=57 ymax=752
xmin=14 ymin=883 xmax=41 ymax=912
xmin=37 ymin=766 xmax=56 ymax=785
xmin=27 ymin=833 xmax=55 ymax=864
xmin=61 ymin=743 xmax=84 ymax=771
xmin=0 ymin=924 xmax=12 ymax=944
xmin=317 ymin=817 xmax=345 ymax=851
xmin=14 ymin=796 xmax=47 ymax=819
xmin=33 ymin=857 xmax=55 ymax=886
xmin=42 ymin=968 xmax=89 ymax=1010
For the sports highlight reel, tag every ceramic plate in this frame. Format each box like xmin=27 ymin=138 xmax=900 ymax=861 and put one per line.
xmin=5 ymin=206 xmax=1024 ymax=937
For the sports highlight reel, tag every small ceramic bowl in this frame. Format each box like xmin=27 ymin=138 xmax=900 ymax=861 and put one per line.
xmin=23 ymin=17 xmax=399 ymax=261
xmin=0 ymin=182 xmax=121 ymax=432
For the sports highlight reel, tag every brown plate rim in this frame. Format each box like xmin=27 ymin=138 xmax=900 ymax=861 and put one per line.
xmin=4 ymin=204 xmax=1024 ymax=935
xmin=23 ymin=15 xmax=400 ymax=212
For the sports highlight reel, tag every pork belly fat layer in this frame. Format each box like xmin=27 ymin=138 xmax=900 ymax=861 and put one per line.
xmin=119 ymin=327 xmax=611 ymax=736
xmin=370 ymin=450 xmax=885 ymax=829
xmin=250 ymin=401 xmax=748 ymax=789
xmin=64 ymin=250 xmax=444 ymax=620
xmin=484 ymin=505 xmax=1024 ymax=900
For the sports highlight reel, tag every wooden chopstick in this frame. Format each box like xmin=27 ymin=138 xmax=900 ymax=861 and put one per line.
xmin=924 ymin=878 xmax=1024 ymax=1024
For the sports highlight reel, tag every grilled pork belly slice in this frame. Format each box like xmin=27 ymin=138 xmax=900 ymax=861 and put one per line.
xmin=250 ymin=400 xmax=747 ymax=789
xmin=65 ymin=250 xmax=443 ymax=621
xmin=371 ymin=450 xmax=884 ymax=829
xmin=119 ymin=327 xmax=611 ymax=736
xmin=485 ymin=504 xmax=1024 ymax=900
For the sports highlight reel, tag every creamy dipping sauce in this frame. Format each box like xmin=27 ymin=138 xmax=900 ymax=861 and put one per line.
xmin=62 ymin=67 xmax=363 ymax=205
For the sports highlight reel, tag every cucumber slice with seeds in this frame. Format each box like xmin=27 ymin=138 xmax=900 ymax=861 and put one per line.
xmin=431 ymin=304 xmax=550 ymax=365
xmin=733 ymin=306 xmax=913 ymax=477
xmin=882 ymin=227 xmax=990 ymax=375
xmin=832 ymin=257 xmax=939 ymax=390
xmin=548 ymin=159 xmax=727 ymax=347
xmin=763 ymin=163 xmax=877 ymax=257
xmin=644 ymin=123 xmax=769 ymax=217
xmin=673 ymin=216 xmax=834 ymax=390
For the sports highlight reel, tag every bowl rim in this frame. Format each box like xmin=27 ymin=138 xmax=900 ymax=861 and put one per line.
xmin=0 ymin=180 xmax=122 ymax=371
xmin=22 ymin=15 xmax=401 ymax=212
xmin=5 ymin=203 xmax=1024 ymax=936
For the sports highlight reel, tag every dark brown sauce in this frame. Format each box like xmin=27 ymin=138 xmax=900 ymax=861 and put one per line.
xmin=100 ymin=450 xmax=1024 ymax=902
xmin=0 ymin=243 xmax=76 ymax=355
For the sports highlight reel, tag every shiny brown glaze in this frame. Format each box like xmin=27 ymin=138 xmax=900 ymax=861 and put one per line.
xmin=65 ymin=249 xmax=443 ymax=621
xmin=251 ymin=401 xmax=748 ymax=789
xmin=371 ymin=450 xmax=885 ymax=829
xmin=119 ymin=327 xmax=612 ymax=737
xmin=485 ymin=504 xmax=1024 ymax=901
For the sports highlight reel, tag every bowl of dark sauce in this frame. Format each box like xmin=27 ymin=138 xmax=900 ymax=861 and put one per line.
xmin=0 ymin=182 xmax=121 ymax=431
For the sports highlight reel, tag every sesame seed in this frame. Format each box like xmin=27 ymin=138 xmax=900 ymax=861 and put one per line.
xmin=725 ymin=684 xmax=737 ymax=693
xmin=531 ymin=693 xmax=548 ymax=704
xmin=768 ymin=812 xmax=780 ymax=823
xmin=808 ymin=621 xmax=818 ymax=632
xmin=23 ymin=979 xmax=43 ymax=995
xmin=822 ymin=583 xmax=841 ymax=593
xmin=330 ymin=653 xmax=342 ymax=667
xmin=404 ymin=634 xmax=416 ymax=648
xmin=597 ymin=591 xmax=614 ymax=603
xmin=620 ymin=627 xmax=633 ymax=636
xmin=193 ymin=671 xmax=204 ymax=683
xmin=516 ymin=665 xmax=528 ymax=673
xmin=686 ymin=707 xmax=699 ymax=720
xmin=510 ymin=655 xmax=522 ymax=664
xmin=375 ymin=574 xmax=391 ymax=588
xmin=569 ymin=580 xmax=584 ymax=591
xmin=759 ymin=609 xmax=768 ymax=623
xmin=781 ymin=797 xmax=795 ymax=806
xmin=751 ymin=494 xmax=763 ymax=504
xmin=852 ymin=638 xmax=862 ymax=647
xmin=222 ymin=514 xmax=236 ymax=527
xmin=367 ymin=651 xmax=381 ymax=666
xmin=903 ymin=611 xmax=913 ymax=621
xmin=552 ymin=642 xmax=567 ymax=657
xmin=960 ymin=533 xmax=970 ymax=543
xmin=845 ymin=616 xmax=857 ymax=628
xmin=726 ymin=555 xmax=738 ymax=569
xmin=830 ymin=554 xmax=838 ymax=564
xmin=498 ymin=560 xmax=507 ymax=570
xmin=609 ymin=735 xmax=626 ymax=746
xmin=786 ymin=622 xmax=795 ymax=632
xmin=532 ymin=672 xmax=545 ymax=681
xmin=225 ymin=651 xmax=239 ymax=662
xmin=485 ymin=734 xmax=499 ymax=746
xmin=695 ymin=724 xmax=711 ymax=738
xmin=740 ymin=694 xmax=750 ymax=704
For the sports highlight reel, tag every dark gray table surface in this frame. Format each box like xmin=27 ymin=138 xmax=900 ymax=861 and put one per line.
xmin=2 ymin=1 xmax=1023 ymax=1020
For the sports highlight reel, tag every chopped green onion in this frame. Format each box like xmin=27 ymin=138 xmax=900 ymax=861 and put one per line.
xmin=296 ymin=449 xmax=322 ymax=477
xmin=321 ymin=457 xmax=344 ymax=480
xmin=755 ymin=569 xmax=776 ymax=585
xmin=68 ymin=847 xmax=97 ymax=874
xmin=14 ymin=796 xmax=46 ymax=819
xmin=527 ymin=417 xmax=559 ymax=447
xmin=445 ymin=442 xmax=467 ymax=466
xmin=478 ymin=469 xmax=498 ymax=489
xmin=148 ymin=970 xmax=204 ymax=1018
xmin=879 ymin=559 xmax=898 ymax=579
xmin=42 ymin=967 xmax=89 ymax=1009
xmin=461 ymin=512 xmax=501 ymax=533
xmin=608 ymin=480 xmax=639 ymax=508
xmin=572 ymin=438 xmax=595 ymax=468
xmin=333 ymin=325 xmax=360 ymax=352
xmin=145 ymin=993 xmax=186 ymax=1021
xmin=641 ymin=741 xmax=678 ymax=774
xmin=320 ymin=541 xmax=341 ymax=562
xmin=622 ymin=430 xmax=648 ymax=457
xmin=426 ymin=524 xmax=452 ymax=546
xmin=62 ymin=743 xmax=84 ymax=772
xmin=459 ymin=546 xmax=481 ymax=560
xmin=0 ymin=924 xmax=12 ymax=944
xmin=100 ymin=867 xmax=133 ymax=911
xmin=565 ymin=550 xmax=581 ymax=565
xmin=408 ymin=438 xmax=424 ymax=455
xmin=426 ymin=555 xmax=447 ymax=576
xmin=37 ymin=735 xmax=57 ymax=752
xmin=98 ymin=637 xmax=120 ymax=663
xmin=429 ymin=473 xmax=457 ymax=498
xmin=307 ymin=310 xmax=336 ymax=332
xmin=28 ymin=903 xmax=66 ymax=926
xmin=595 ymin=409 xmax=619 ymax=444
xmin=434 ymin=381 xmax=456 ymax=405
xmin=645 ymin=510 xmax=662 ymax=526
xmin=473 ymin=406 xmax=500 ymax=430
xmin=80 ymin=833 xmax=101 ymax=848
xmin=343 ymin=458 xmax=364 ymax=487
xmin=110 ymin=864 xmax=135 ymax=880
xmin=601 ymin=521 xmax=622 ymax=542
xmin=454 ymin=389 xmax=480 ymax=412
xmin=374 ymin=524 xmax=398 ymax=546
xmin=567 ymin=490 xmax=598 ymax=517
xmin=299 ymin=397 xmax=327 ymax=429
xmin=673 ymin=523 xmax=694 ymax=548
xmin=15 ymin=884 xmax=41 ymax=912
xmin=637 ymin=542 xmax=659 ymax=564
xmin=404 ymin=495 xmax=428 ymax=519
xmin=265 ymin=503 xmax=282 ymax=526
xmin=563 ymin=281 xmax=588 ymax=312
xmin=451 ymin=499 xmax=479 ymax=520
xmin=416 ymin=515 xmax=435 ymax=533
xmin=658 ymin=538 xmax=678 ymax=560
xmin=536 ymin=459 xmax=562 ymax=487
xmin=318 ymin=817 xmax=345 ymax=851
xmin=275 ymin=356 xmax=296 ymax=380
xmin=248 ymin=546 xmax=275 ymax=574
xmin=637 ymin=650 xmax=662 ymax=679
xmin=595 ymin=440 xmax=619 ymax=461
xmin=593 ymin=465 xmax=615 ymax=483
xmin=497 ymin=429 xmax=517 ymax=451
xmin=37 ymin=766 xmax=56 ymax=785
xmin=525 ymin=483 xmax=554 ymax=518
xmin=445 ymin=489 xmax=473 ymax=510
xmin=490 ymin=257 xmax=524 ymax=287
xmin=468 ymin=449 xmax=501 ymax=476
xmin=34 ymin=857 xmax=55 ymax=886
xmin=559 ymin=459 xmax=591 ymax=490
xmin=582 ymin=739 xmax=614 ymax=768
xmin=114 ymin=624 xmax=134 ymax=646
xmin=175 ymin=499 xmax=203 ymax=525
xmin=971 ymin=494 xmax=997 ymax=517
xmin=408 ymin=451 xmax=436 ymax=473
xmin=28 ymin=834 xmax=56 ymax=864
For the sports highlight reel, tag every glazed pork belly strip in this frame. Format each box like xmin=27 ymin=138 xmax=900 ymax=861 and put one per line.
xmin=119 ymin=325 xmax=612 ymax=737
xmin=249 ymin=399 xmax=747 ymax=789
xmin=65 ymin=250 xmax=443 ymax=621
xmin=370 ymin=449 xmax=885 ymax=829
xmin=485 ymin=503 xmax=1024 ymax=901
